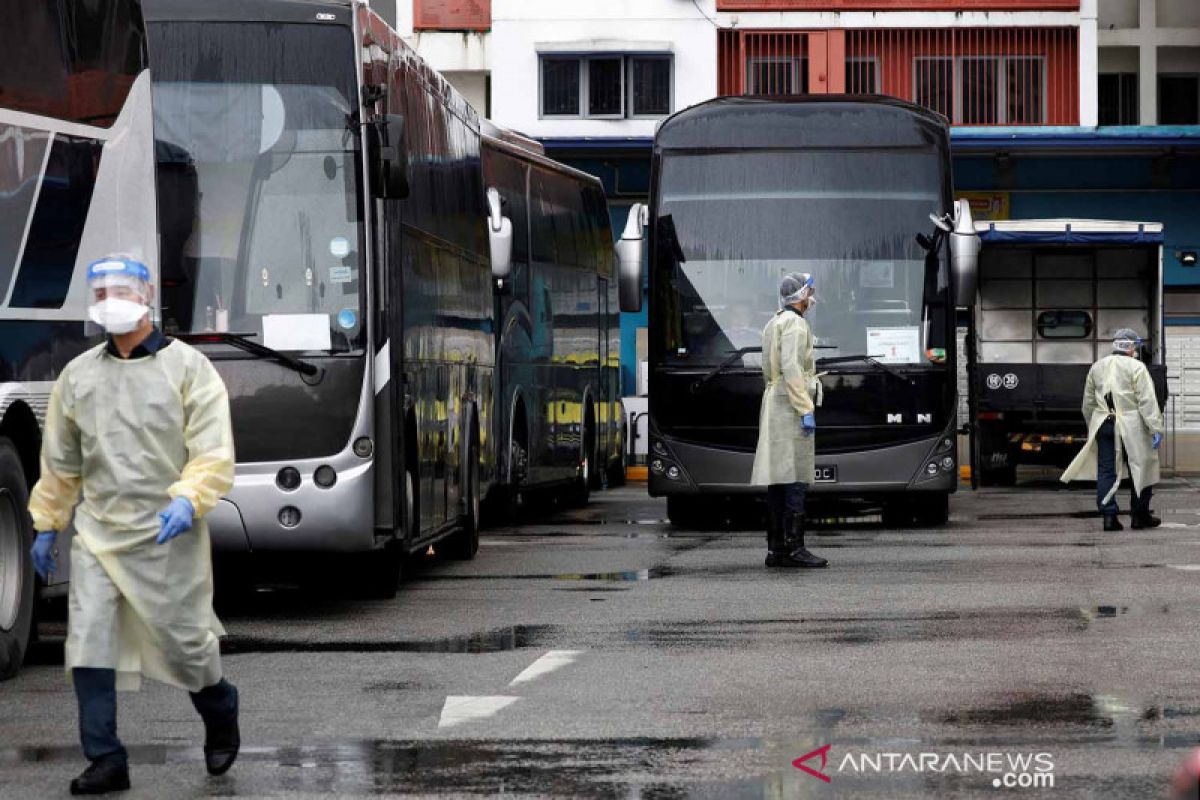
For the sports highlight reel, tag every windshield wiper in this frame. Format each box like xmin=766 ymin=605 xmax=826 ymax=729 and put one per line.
xmin=816 ymin=354 xmax=915 ymax=386
xmin=175 ymin=332 xmax=320 ymax=378
xmin=690 ymin=346 xmax=761 ymax=393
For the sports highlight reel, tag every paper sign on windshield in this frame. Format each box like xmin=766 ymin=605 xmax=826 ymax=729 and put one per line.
xmin=263 ymin=313 xmax=332 ymax=352
xmin=867 ymin=327 xmax=921 ymax=364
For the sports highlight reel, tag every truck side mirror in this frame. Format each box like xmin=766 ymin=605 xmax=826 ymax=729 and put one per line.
xmin=950 ymin=198 xmax=980 ymax=308
xmin=368 ymin=113 xmax=409 ymax=199
xmin=617 ymin=203 xmax=648 ymax=312
xmin=487 ymin=187 xmax=513 ymax=280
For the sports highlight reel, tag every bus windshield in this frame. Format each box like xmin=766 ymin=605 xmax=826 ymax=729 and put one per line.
xmin=147 ymin=21 xmax=364 ymax=352
xmin=656 ymin=148 xmax=947 ymax=367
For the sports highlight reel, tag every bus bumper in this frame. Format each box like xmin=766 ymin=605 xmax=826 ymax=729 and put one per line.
xmin=208 ymin=454 xmax=377 ymax=553
xmin=648 ymin=433 xmax=957 ymax=497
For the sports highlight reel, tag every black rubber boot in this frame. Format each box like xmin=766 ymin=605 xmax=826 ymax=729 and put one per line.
xmin=764 ymin=503 xmax=790 ymax=567
xmin=1103 ymin=514 xmax=1123 ymax=532
xmin=765 ymin=513 xmax=828 ymax=568
xmin=1130 ymin=511 xmax=1161 ymax=530
xmin=197 ymin=683 xmax=240 ymax=776
xmin=69 ymin=759 xmax=130 ymax=795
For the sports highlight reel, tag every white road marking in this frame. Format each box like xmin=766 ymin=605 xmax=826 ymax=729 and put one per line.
xmin=509 ymin=650 xmax=585 ymax=687
xmin=437 ymin=696 xmax=519 ymax=728
xmin=1166 ymin=564 xmax=1200 ymax=571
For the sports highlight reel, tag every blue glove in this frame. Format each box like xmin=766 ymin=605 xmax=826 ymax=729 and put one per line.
xmin=31 ymin=531 xmax=57 ymax=579
xmin=1152 ymin=432 xmax=1163 ymax=450
xmin=157 ymin=497 xmax=194 ymax=544
xmin=801 ymin=413 xmax=816 ymax=436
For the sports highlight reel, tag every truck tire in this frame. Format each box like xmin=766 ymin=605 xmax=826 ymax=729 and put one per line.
xmin=0 ymin=438 xmax=35 ymax=680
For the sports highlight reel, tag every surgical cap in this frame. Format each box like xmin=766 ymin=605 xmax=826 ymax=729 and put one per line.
xmin=1112 ymin=328 xmax=1142 ymax=353
xmin=779 ymin=272 xmax=814 ymax=307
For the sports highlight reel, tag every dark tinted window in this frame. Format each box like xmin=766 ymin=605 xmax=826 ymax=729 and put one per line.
xmin=1099 ymin=73 xmax=1138 ymax=125
xmin=1159 ymin=75 xmax=1199 ymax=125
xmin=542 ymin=58 xmax=580 ymax=116
xmin=531 ymin=171 xmax=557 ymax=264
xmin=630 ymin=57 xmax=671 ymax=115
xmin=0 ymin=0 xmax=146 ymax=128
xmin=1038 ymin=310 xmax=1092 ymax=339
xmin=588 ymin=58 xmax=623 ymax=116
xmin=914 ymin=58 xmax=953 ymax=120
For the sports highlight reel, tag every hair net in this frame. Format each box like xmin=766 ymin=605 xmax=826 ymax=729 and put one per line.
xmin=1112 ymin=327 xmax=1143 ymax=354
xmin=779 ymin=272 xmax=814 ymax=308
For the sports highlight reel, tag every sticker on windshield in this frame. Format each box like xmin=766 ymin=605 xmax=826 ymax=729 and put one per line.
xmin=329 ymin=265 xmax=353 ymax=284
xmin=866 ymin=327 xmax=921 ymax=364
xmin=337 ymin=308 xmax=357 ymax=330
xmin=330 ymin=237 xmax=350 ymax=258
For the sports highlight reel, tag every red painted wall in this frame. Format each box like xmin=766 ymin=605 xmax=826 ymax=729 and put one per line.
xmin=718 ymin=0 xmax=1078 ymax=10
xmin=414 ymin=0 xmax=491 ymax=30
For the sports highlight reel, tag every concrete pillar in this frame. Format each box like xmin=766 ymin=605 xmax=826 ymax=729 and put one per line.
xmin=1080 ymin=0 xmax=1099 ymax=126
xmin=1139 ymin=0 xmax=1158 ymax=123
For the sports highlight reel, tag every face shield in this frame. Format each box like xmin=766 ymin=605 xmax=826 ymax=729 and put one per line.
xmin=86 ymin=256 xmax=152 ymax=334
xmin=779 ymin=272 xmax=816 ymax=309
xmin=1112 ymin=328 xmax=1144 ymax=358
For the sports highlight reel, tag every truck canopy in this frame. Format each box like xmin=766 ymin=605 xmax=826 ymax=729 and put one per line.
xmin=975 ymin=219 xmax=1164 ymax=245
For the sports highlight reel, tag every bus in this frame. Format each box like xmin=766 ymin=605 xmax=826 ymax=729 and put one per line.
xmin=615 ymin=96 xmax=981 ymax=528
xmin=0 ymin=0 xmax=160 ymax=676
xmin=481 ymin=129 xmax=624 ymax=516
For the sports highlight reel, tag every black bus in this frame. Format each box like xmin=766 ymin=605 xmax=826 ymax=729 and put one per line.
xmin=615 ymin=96 xmax=980 ymax=527
xmin=482 ymin=130 xmax=624 ymax=515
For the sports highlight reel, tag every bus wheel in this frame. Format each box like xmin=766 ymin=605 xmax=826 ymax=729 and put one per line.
xmin=0 ymin=438 xmax=35 ymax=680
xmin=443 ymin=430 xmax=480 ymax=560
xmin=607 ymin=442 xmax=627 ymax=488
xmin=881 ymin=499 xmax=915 ymax=529
xmin=355 ymin=543 xmax=402 ymax=600
xmin=667 ymin=496 xmax=705 ymax=529
xmin=979 ymin=464 xmax=1017 ymax=487
xmin=912 ymin=494 xmax=950 ymax=526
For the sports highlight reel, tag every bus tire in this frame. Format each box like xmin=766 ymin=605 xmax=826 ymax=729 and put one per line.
xmin=979 ymin=465 xmax=1017 ymax=487
xmin=607 ymin=443 xmax=627 ymax=488
xmin=881 ymin=499 xmax=915 ymax=528
xmin=443 ymin=427 xmax=480 ymax=560
xmin=355 ymin=543 xmax=402 ymax=600
xmin=667 ymin=496 xmax=705 ymax=529
xmin=568 ymin=419 xmax=593 ymax=508
xmin=0 ymin=437 xmax=35 ymax=680
xmin=912 ymin=494 xmax=949 ymax=526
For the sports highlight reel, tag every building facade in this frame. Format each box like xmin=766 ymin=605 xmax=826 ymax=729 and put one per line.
xmin=389 ymin=0 xmax=1200 ymax=458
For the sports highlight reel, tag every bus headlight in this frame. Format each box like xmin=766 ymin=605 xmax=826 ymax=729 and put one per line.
xmin=666 ymin=465 xmax=681 ymax=480
xmin=938 ymin=436 xmax=954 ymax=452
xmin=353 ymin=437 xmax=374 ymax=458
xmin=940 ymin=456 xmax=955 ymax=472
xmin=650 ymin=459 xmax=666 ymax=474
xmin=314 ymin=465 xmax=337 ymax=488
xmin=278 ymin=506 xmax=302 ymax=528
xmin=925 ymin=462 xmax=940 ymax=476
xmin=652 ymin=441 xmax=668 ymax=457
xmin=276 ymin=467 xmax=301 ymax=492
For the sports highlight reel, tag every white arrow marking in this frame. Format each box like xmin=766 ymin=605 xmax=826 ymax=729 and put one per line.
xmin=438 ymin=695 xmax=520 ymax=728
xmin=508 ymin=650 xmax=585 ymax=687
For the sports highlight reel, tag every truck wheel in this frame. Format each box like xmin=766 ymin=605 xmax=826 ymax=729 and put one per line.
xmin=0 ymin=438 xmax=34 ymax=680
xmin=979 ymin=465 xmax=1017 ymax=487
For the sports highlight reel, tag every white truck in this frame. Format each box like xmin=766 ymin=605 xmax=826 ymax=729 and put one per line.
xmin=967 ymin=219 xmax=1168 ymax=486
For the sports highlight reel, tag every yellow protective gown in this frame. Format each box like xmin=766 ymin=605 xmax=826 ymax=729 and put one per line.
xmin=1061 ymin=353 xmax=1163 ymax=504
xmin=28 ymin=339 xmax=235 ymax=691
xmin=750 ymin=309 xmax=816 ymax=486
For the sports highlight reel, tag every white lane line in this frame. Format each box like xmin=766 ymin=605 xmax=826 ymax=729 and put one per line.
xmin=1166 ymin=564 xmax=1200 ymax=571
xmin=437 ymin=696 xmax=520 ymax=728
xmin=508 ymin=650 xmax=585 ymax=687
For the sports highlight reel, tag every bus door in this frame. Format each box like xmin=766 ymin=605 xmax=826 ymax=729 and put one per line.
xmin=0 ymin=0 xmax=159 ymax=588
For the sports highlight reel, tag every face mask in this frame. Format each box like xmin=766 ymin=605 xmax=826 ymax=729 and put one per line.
xmin=88 ymin=298 xmax=148 ymax=334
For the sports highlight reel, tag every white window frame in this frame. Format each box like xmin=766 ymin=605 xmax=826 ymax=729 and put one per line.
xmin=911 ymin=55 xmax=1046 ymax=124
xmin=845 ymin=56 xmax=881 ymax=95
xmin=746 ymin=56 xmax=807 ymax=96
xmin=627 ymin=55 xmax=674 ymax=119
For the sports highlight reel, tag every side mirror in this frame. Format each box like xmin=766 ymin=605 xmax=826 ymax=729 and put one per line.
xmin=487 ymin=187 xmax=513 ymax=279
xmin=617 ymin=203 xmax=648 ymax=313
xmin=950 ymin=198 xmax=980 ymax=308
xmin=368 ymin=113 xmax=409 ymax=199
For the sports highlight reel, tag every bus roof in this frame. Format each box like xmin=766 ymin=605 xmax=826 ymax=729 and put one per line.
xmin=481 ymin=133 xmax=604 ymax=190
xmin=143 ymin=0 xmax=351 ymax=24
xmin=655 ymin=95 xmax=949 ymax=151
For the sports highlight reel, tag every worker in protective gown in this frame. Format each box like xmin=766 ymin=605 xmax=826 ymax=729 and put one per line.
xmin=1061 ymin=328 xmax=1164 ymax=531
xmin=27 ymin=255 xmax=239 ymax=795
xmin=750 ymin=273 xmax=828 ymax=568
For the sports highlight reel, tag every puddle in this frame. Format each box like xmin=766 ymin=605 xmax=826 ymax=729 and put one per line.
xmin=943 ymin=694 xmax=1114 ymax=728
xmin=221 ymin=625 xmax=555 ymax=655
xmin=412 ymin=566 xmax=673 ymax=583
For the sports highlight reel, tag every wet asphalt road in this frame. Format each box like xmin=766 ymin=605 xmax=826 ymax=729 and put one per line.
xmin=2 ymin=479 xmax=1200 ymax=798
